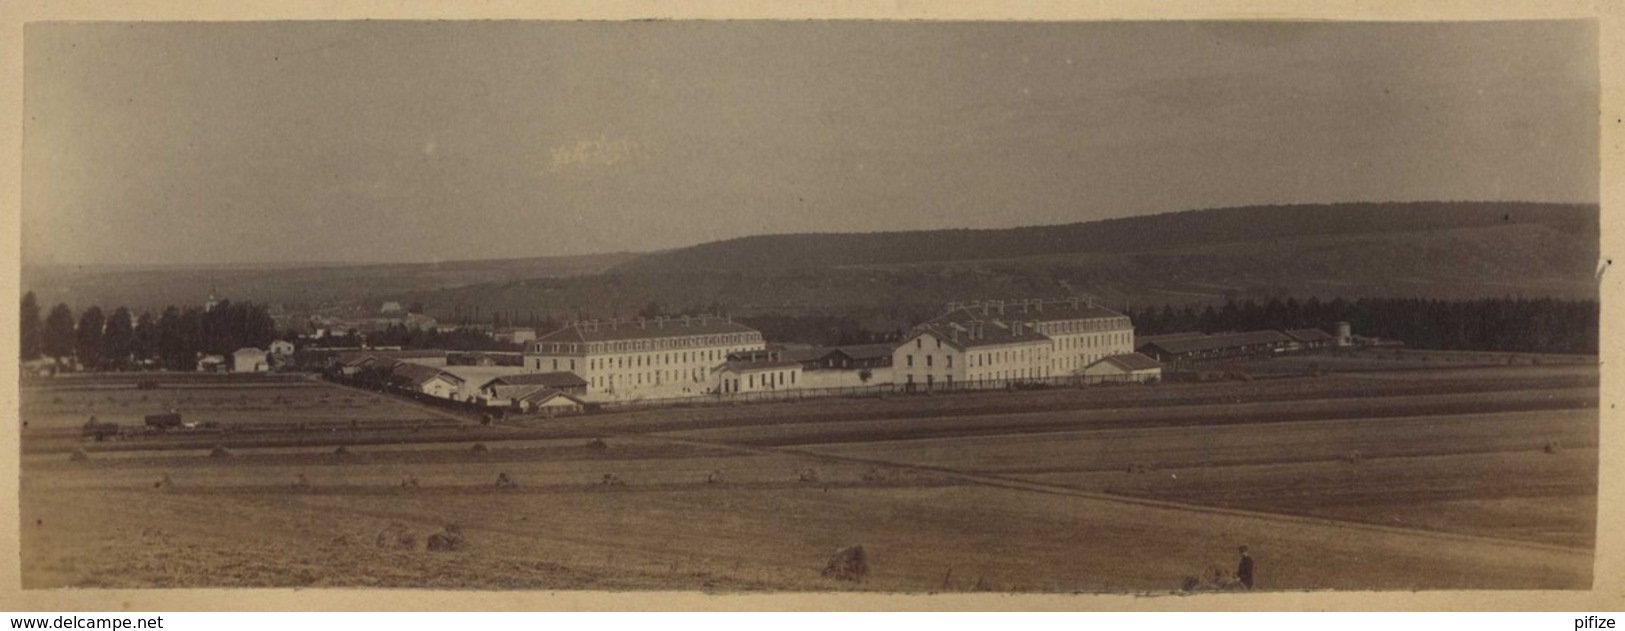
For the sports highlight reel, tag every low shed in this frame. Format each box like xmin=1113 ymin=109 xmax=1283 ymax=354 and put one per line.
xmin=1082 ymin=353 xmax=1164 ymax=383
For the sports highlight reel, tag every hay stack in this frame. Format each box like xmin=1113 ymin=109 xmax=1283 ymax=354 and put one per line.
xmin=1344 ymin=450 xmax=1365 ymax=465
xmin=69 ymin=448 xmax=91 ymax=462
xmin=470 ymin=442 xmax=490 ymax=454
xmin=208 ymin=445 xmax=236 ymax=459
xmin=600 ymin=473 xmax=625 ymax=486
xmin=1544 ymin=440 xmax=1563 ymax=454
xmin=495 ymin=472 xmax=518 ymax=488
xmin=798 ymin=468 xmax=819 ymax=483
xmin=585 ymin=438 xmax=608 ymax=451
xmin=705 ymin=470 xmax=723 ymax=484
xmin=400 ymin=474 xmax=420 ymax=488
xmin=821 ymin=545 xmax=869 ymax=582
xmin=153 ymin=473 xmax=173 ymax=490
xmin=1177 ymin=564 xmax=1242 ymax=592
xmin=333 ymin=445 xmax=353 ymax=457
xmin=375 ymin=523 xmax=418 ymax=550
xmin=293 ymin=474 xmax=311 ymax=490
xmin=426 ymin=524 xmax=466 ymax=552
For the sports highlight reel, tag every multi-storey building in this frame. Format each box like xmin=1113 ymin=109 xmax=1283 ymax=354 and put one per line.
xmin=525 ymin=315 xmax=765 ymax=400
xmin=892 ymin=311 xmax=1053 ymax=390
xmin=892 ymin=298 xmax=1139 ymax=390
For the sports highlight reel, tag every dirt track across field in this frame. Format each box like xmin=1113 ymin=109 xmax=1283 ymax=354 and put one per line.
xmin=19 ymin=364 xmax=1599 ymax=591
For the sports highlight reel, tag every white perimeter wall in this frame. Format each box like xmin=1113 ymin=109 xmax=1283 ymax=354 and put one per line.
xmin=800 ymin=367 xmax=893 ymax=389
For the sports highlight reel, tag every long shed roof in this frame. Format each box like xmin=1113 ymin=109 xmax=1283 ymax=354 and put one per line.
xmin=1139 ymin=330 xmax=1292 ymax=355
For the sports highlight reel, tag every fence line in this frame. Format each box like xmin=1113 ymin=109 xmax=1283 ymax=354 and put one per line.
xmin=324 ymin=370 xmax=1156 ymax=417
xmin=597 ymin=373 xmax=1154 ymax=411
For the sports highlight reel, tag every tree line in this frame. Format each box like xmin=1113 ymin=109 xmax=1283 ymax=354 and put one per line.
xmin=1124 ymin=296 xmax=1597 ymax=355
xmin=19 ymin=292 xmax=280 ymax=371
xmin=365 ymin=322 xmax=522 ymax=352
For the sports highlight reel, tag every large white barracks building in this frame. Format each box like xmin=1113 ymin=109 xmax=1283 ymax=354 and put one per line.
xmin=893 ymin=298 xmax=1138 ymax=390
xmin=521 ymin=298 xmax=1146 ymax=402
xmin=524 ymin=315 xmax=765 ymax=400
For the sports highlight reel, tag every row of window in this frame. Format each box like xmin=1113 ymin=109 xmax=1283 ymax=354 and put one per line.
xmin=585 ymin=348 xmax=745 ymax=371
xmin=533 ymin=347 xmax=755 ymax=376
xmin=1039 ymin=318 xmax=1130 ymax=334
xmin=594 ymin=368 xmax=708 ymax=390
xmin=903 ymin=347 xmax=1047 ymax=369
xmin=721 ymin=370 xmax=797 ymax=393
xmin=536 ymin=333 xmax=761 ymax=355
xmin=1056 ymin=331 xmax=1130 ymax=350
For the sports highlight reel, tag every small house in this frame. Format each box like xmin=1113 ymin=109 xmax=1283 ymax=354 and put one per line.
xmin=196 ymin=354 xmax=227 ymax=373
xmin=1082 ymin=353 xmax=1164 ymax=383
xmin=233 ymin=348 xmax=269 ymax=373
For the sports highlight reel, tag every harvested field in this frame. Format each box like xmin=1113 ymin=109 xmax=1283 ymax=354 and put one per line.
xmin=19 ymin=477 xmax=1590 ymax=591
xmin=18 ymin=364 xmax=1600 ymax=591
xmin=21 ymin=379 xmax=444 ymax=432
xmin=533 ymin=364 xmax=1595 ymax=436
xmin=660 ymin=388 xmax=1594 ymax=446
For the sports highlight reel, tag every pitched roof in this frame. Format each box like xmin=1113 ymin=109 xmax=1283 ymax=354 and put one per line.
xmin=1139 ymin=330 xmax=1292 ymax=355
xmin=910 ymin=316 xmax=1052 ymax=351
xmin=518 ymin=388 xmax=583 ymax=406
xmin=761 ymin=344 xmax=895 ymax=364
xmin=1135 ymin=332 xmax=1208 ymax=345
xmin=337 ymin=349 xmax=447 ymax=363
xmin=1093 ymin=352 xmax=1163 ymax=372
xmin=339 ymin=354 xmax=378 ymax=367
xmin=1284 ymin=328 xmax=1336 ymax=342
xmin=536 ymin=316 xmax=759 ymax=344
xmin=829 ymin=343 xmax=896 ymax=360
xmin=234 ymin=347 xmax=266 ymax=355
xmin=481 ymin=371 xmax=588 ymax=390
xmin=456 ymin=351 xmax=525 ymax=366
xmin=389 ymin=362 xmax=463 ymax=387
xmin=487 ymin=384 xmax=552 ymax=401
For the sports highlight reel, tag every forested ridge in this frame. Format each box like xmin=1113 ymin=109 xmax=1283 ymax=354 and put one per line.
xmin=1125 ymin=296 xmax=1597 ymax=355
xmin=615 ymin=202 xmax=1596 ymax=273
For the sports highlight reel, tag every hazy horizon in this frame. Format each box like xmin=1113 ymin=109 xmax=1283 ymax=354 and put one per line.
xmin=18 ymin=198 xmax=1600 ymax=272
xmin=24 ymin=21 xmax=1598 ymax=267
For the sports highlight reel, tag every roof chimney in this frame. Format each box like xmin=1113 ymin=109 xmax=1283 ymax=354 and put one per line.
xmin=1011 ymin=321 xmax=1023 ymax=336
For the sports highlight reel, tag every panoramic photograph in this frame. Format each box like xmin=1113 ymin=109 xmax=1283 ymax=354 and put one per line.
xmin=15 ymin=19 xmax=1600 ymax=594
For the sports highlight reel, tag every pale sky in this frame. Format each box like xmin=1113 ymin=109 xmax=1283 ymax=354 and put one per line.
xmin=22 ymin=20 xmax=1598 ymax=266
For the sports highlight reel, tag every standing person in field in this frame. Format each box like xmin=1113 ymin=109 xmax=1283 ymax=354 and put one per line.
xmin=1236 ymin=545 xmax=1255 ymax=590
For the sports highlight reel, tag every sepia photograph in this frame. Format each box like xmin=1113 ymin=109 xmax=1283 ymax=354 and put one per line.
xmin=4 ymin=3 xmax=1617 ymax=612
